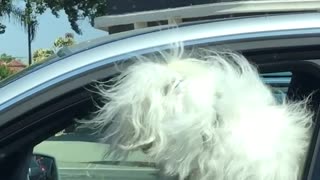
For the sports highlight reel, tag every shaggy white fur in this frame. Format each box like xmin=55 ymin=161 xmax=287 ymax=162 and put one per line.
xmin=85 ymin=47 xmax=313 ymax=180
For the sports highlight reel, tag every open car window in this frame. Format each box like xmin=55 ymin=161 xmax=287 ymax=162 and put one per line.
xmin=32 ymin=71 xmax=293 ymax=180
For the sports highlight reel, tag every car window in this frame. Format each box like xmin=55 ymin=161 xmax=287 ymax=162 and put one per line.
xmin=33 ymin=71 xmax=292 ymax=180
xmin=261 ymin=72 xmax=291 ymax=103
xmin=29 ymin=157 xmax=40 ymax=168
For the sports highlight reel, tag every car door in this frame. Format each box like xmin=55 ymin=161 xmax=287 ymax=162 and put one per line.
xmin=1 ymin=13 xmax=320 ymax=180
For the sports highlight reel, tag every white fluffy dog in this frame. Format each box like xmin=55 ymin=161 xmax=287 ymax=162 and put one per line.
xmin=85 ymin=47 xmax=313 ymax=180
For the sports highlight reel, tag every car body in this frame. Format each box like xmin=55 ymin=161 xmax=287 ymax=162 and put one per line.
xmin=1 ymin=9 xmax=320 ymax=180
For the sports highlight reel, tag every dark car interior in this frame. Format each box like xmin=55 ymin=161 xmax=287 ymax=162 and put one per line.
xmin=1 ymin=40 xmax=320 ymax=180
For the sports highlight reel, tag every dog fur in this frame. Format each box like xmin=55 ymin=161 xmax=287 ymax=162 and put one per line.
xmin=84 ymin=47 xmax=313 ymax=180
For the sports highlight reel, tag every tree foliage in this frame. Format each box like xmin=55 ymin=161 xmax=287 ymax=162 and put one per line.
xmin=32 ymin=33 xmax=75 ymax=63
xmin=1 ymin=0 xmax=107 ymax=36
xmin=24 ymin=0 xmax=39 ymax=41
xmin=1 ymin=0 xmax=246 ymax=38
xmin=0 ymin=53 xmax=15 ymax=62
xmin=0 ymin=0 xmax=12 ymax=34
xmin=2 ymin=0 xmax=243 ymax=36
xmin=53 ymin=33 xmax=76 ymax=50
xmin=0 ymin=0 xmax=26 ymax=34
xmin=32 ymin=48 xmax=54 ymax=63
xmin=0 ymin=24 xmax=5 ymax=34
xmin=30 ymin=0 xmax=107 ymax=35
xmin=0 ymin=65 xmax=14 ymax=80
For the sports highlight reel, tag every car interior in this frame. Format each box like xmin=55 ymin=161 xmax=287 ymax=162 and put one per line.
xmin=1 ymin=40 xmax=320 ymax=180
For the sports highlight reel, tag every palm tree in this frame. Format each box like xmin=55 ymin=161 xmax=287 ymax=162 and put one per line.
xmin=0 ymin=0 xmax=38 ymax=65
xmin=0 ymin=0 xmax=11 ymax=34
xmin=0 ymin=0 xmax=26 ymax=34
xmin=24 ymin=0 xmax=38 ymax=65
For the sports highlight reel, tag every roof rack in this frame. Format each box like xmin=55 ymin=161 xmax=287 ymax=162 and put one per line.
xmin=94 ymin=0 xmax=320 ymax=34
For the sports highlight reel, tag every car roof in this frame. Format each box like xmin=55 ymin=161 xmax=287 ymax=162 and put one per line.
xmin=1 ymin=12 xmax=320 ymax=110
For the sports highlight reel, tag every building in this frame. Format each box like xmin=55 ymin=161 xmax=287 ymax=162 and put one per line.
xmin=94 ymin=0 xmax=230 ymax=34
xmin=0 ymin=60 xmax=27 ymax=73
xmin=93 ymin=1 xmax=316 ymax=34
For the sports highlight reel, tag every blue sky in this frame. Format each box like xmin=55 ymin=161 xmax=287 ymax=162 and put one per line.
xmin=0 ymin=9 xmax=107 ymax=63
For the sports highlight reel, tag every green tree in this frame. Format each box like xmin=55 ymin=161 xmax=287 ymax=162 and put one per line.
xmin=1 ymin=0 xmax=38 ymax=65
xmin=0 ymin=53 xmax=15 ymax=62
xmin=32 ymin=48 xmax=54 ymax=63
xmin=0 ymin=24 xmax=5 ymax=34
xmin=28 ymin=0 xmax=242 ymax=35
xmin=24 ymin=0 xmax=39 ymax=65
xmin=32 ymin=33 xmax=75 ymax=63
xmin=53 ymin=33 xmax=76 ymax=50
xmin=30 ymin=0 xmax=107 ymax=34
xmin=0 ymin=65 xmax=14 ymax=80
xmin=0 ymin=0 xmax=26 ymax=34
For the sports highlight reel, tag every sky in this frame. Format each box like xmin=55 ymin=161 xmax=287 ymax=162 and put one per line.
xmin=0 ymin=9 xmax=107 ymax=63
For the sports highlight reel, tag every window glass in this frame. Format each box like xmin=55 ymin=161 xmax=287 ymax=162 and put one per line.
xmin=261 ymin=72 xmax=292 ymax=103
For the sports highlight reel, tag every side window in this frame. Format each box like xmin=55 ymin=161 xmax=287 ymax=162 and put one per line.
xmin=33 ymin=72 xmax=292 ymax=180
xmin=261 ymin=72 xmax=292 ymax=103
xmin=34 ymin=123 xmax=160 ymax=180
